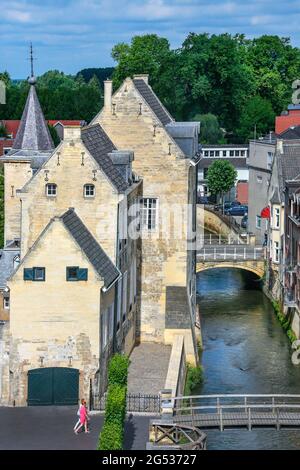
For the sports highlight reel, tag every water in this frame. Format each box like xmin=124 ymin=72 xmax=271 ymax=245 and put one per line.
xmin=196 ymin=268 xmax=300 ymax=450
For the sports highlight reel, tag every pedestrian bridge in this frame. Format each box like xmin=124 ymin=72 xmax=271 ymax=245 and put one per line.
xmin=196 ymin=244 xmax=265 ymax=278
xmin=161 ymin=394 xmax=300 ymax=431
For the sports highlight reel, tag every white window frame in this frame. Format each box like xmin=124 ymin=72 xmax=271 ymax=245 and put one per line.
xmin=3 ymin=297 xmax=9 ymax=309
xmin=101 ymin=309 xmax=108 ymax=351
xmin=256 ymin=215 xmax=262 ymax=229
xmin=117 ymin=278 xmax=122 ymax=328
xmin=108 ymin=302 xmax=114 ymax=340
xmin=46 ymin=183 xmax=57 ymax=197
xmin=84 ymin=184 xmax=95 ymax=198
xmin=140 ymin=198 xmax=158 ymax=231
xmin=13 ymin=255 xmax=20 ymax=270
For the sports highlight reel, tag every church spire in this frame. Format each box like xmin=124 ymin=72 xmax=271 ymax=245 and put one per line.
xmin=12 ymin=44 xmax=54 ymax=152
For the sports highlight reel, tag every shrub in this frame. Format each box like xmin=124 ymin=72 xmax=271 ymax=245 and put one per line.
xmin=98 ymin=422 xmax=123 ymax=450
xmin=105 ymin=384 xmax=127 ymax=425
xmin=108 ymin=354 xmax=130 ymax=386
xmin=185 ymin=364 xmax=203 ymax=396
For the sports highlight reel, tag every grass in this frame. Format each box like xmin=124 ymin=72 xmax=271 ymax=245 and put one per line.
xmin=272 ymin=300 xmax=297 ymax=344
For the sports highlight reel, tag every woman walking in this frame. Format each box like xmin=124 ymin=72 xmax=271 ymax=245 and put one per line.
xmin=74 ymin=399 xmax=90 ymax=434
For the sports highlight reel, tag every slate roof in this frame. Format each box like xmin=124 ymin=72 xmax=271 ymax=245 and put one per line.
xmin=0 ymin=248 xmax=20 ymax=289
xmin=278 ymin=142 xmax=300 ymax=195
xmin=270 ymin=187 xmax=281 ymax=204
xmin=12 ymin=84 xmax=54 ymax=152
xmin=202 ymin=144 xmax=249 ymax=149
xmin=280 ymin=126 xmax=300 ymax=140
xmin=81 ymin=124 xmax=128 ymax=193
xmin=61 ymin=209 xmax=120 ymax=289
xmin=133 ymin=79 xmax=173 ymax=126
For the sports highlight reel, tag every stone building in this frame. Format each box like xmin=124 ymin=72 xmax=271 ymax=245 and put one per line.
xmin=92 ymin=74 xmax=201 ymax=363
xmin=0 ymin=73 xmax=200 ymax=406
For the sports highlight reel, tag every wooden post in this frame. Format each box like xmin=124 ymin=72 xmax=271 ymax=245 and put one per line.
xmin=248 ymin=407 xmax=251 ymax=431
xmin=220 ymin=407 xmax=223 ymax=432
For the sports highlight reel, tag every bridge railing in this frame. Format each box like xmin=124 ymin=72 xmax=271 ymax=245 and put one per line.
xmin=197 ymin=246 xmax=264 ymax=261
xmin=198 ymin=234 xmax=247 ymax=245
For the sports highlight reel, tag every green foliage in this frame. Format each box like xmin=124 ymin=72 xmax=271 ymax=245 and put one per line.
xmin=98 ymin=422 xmax=123 ymax=450
xmin=0 ymin=124 xmax=8 ymax=138
xmin=108 ymin=353 xmax=130 ymax=387
xmin=237 ymin=96 xmax=275 ymax=141
xmin=98 ymin=354 xmax=129 ymax=451
xmin=47 ymin=125 xmax=60 ymax=147
xmin=207 ymin=159 xmax=237 ymax=195
xmin=184 ymin=364 xmax=203 ymax=395
xmin=192 ymin=113 xmax=225 ymax=144
xmin=76 ymin=67 xmax=115 ymax=84
xmin=272 ymin=300 xmax=297 ymax=343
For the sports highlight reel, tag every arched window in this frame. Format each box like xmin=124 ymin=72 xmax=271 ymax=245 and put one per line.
xmin=84 ymin=184 xmax=95 ymax=198
xmin=46 ymin=183 xmax=57 ymax=197
xmin=13 ymin=255 xmax=20 ymax=270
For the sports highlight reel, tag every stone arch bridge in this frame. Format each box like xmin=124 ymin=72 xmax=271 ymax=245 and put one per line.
xmin=196 ymin=244 xmax=265 ymax=278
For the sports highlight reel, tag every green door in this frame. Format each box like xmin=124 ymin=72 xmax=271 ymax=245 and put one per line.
xmin=28 ymin=367 xmax=79 ymax=406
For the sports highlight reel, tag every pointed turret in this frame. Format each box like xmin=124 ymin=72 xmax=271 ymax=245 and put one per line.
xmin=12 ymin=80 xmax=54 ymax=152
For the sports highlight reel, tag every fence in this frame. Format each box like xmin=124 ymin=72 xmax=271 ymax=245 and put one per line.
xmin=94 ymin=392 xmax=161 ymax=413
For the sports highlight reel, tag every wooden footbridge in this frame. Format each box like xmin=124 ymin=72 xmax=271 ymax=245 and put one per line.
xmin=163 ymin=394 xmax=300 ymax=431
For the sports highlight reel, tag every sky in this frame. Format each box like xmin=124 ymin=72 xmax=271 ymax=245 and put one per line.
xmin=1 ymin=0 xmax=300 ymax=79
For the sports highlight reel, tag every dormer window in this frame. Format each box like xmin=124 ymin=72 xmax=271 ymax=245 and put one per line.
xmin=46 ymin=183 xmax=57 ymax=197
xmin=84 ymin=184 xmax=95 ymax=198
xmin=13 ymin=255 xmax=20 ymax=270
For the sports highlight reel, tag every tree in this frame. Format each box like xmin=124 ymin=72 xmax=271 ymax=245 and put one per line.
xmin=192 ymin=113 xmax=225 ymax=144
xmin=48 ymin=125 xmax=60 ymax=147
xmin=237 ymin=95 xmax=275 ymax=141
xmin=207 ymin=160 xmax=237 ymax=210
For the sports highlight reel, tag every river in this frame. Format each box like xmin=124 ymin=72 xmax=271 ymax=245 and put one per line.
xmin=196 ymin=268 xmax=300 ymax=450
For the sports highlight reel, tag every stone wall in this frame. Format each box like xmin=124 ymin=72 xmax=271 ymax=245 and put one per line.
xmin=0 ymin=321 xmax=9 ymax=404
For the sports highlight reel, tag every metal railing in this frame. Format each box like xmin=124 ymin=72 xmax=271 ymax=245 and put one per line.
xmin=198 ymin=234 xmax=247 ymax=245
xmin=170 ymin=394 xmax=300 ymax=431
xmin=94 ymin=392 xmax=160 ymax=413
xmin=197 ymin=246 xmax=264 ymax=262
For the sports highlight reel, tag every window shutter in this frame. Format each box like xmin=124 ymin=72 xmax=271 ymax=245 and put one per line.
xmin=24 ymin=268 xmax=33 ymax=280
xmin=77 ymin=268 xmax=88 ymax=281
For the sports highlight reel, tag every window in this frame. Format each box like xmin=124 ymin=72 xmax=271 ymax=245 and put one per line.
xmin=209 ymin=151 xmax=214 ymax=157
xmin=204 ymin=150 xmax=209 ymax=157
xmin=235 ymin=150 xmax=240 ymax=157
xmin=101 ymin=310 xmax=108 ymax=351
xmin=257 ymin=176 xmax=263 ymax=184
xmin=108 ymin=303 xmax=114 ymax=340
xmin=13 ymin=255 xmax=20 ymax=270
xmin=140 ymin=198 xmax=158 ymax=231
xmin=46 ymin=183 xmax=57 ymax=197
xmin=24 ymin=267 xmax=45 ymax=281
xmin=3 ymin=147 xmax=11 ymax=155
xmin=84 ymin=184 xmax=95 ymax=198
xmin=3 ymin=297 xmax=9 ymax=309
xmin=215 ymin=151 xmax=220 ymax=157
xmin=256 ymin=215 xmax=262 ymax=229
xmin=116 ymin=278 xmax=122 ymax=330
xmin=241 ymin=150 xmax=245 ymax=157
xmin=122 ymin=271 xmax=128 ymax=321
xmin=223 ymin=150 xmax=227 ymax=157
xmin=274 ymin=241 xmax=279 ymax=263
xmin=267 ymin=152 xmax=274 ymax=170
xmin=274 ymin=207 xmax=280 ymax=229
xmin=229 ymin=150 xmax=234 ymax=157
xmin=66 ymin=266 xmax=88 ymax=281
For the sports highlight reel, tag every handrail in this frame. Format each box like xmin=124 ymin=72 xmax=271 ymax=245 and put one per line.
xmin=173 ymin=393 xmax=300 ymax=399
xmin=175 ymin=404 xmax=300 ymax=412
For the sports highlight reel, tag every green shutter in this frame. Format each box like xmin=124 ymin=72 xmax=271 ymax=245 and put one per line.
xmin=77 ymin=268 xmax=88 ymax=281
xmin=24 ymin=268 xmax=34 ymax=280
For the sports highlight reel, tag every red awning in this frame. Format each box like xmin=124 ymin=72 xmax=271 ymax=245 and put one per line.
xmin=261 ymin=206 xmax=270 ymax=219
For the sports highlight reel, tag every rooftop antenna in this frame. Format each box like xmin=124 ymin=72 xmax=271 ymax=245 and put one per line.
xmin=28 ymin=43 xmax=37 ymax=85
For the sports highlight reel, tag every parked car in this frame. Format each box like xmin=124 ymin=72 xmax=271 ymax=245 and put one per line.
xmin=214 ymin=201 xmax=241 ymax=212
xmin=198 ymin=196 xmax=209 ymax=204
xmin=225 ymin=205 xmax=248 ymax=216
xmin=241 ymin=214 xmax=248 ymax=228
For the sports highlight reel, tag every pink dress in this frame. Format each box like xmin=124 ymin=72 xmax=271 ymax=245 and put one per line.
xmin=80 ymin=405 xmax=87 ymax=424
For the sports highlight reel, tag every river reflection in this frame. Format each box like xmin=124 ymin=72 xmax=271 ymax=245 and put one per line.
xmin=196 ymin=268 xmax=300 ymax=450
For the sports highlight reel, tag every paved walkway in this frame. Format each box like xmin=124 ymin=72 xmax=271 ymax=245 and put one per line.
xmin=128 ymin=343 xmax=171 ymax=394
xmin=0 ymin=407 xmax=153 ymax=450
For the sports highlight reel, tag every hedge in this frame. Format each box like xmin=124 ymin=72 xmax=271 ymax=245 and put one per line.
xmin=184 ymin=364 xmax=203 ymax=396
xmin=98 ymin=354 xmax=129 ymax=451
xmin=108 ymin=354 xmax=130 ymax=387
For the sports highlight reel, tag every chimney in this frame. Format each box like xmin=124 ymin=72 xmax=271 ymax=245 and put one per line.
xmin=104 ymin=79 xmax=113 ymax=109
xmin=277 ymin=139 xmax=284 ymax=154
xmin=63 ymin=125 xmax=81 ymax=141
xmin=133 ymin=74 xmax=149 ymax=85
xmin=109 ymin=150 xmax=134 ymax=184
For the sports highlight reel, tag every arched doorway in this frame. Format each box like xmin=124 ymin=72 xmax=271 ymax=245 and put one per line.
xmin=28 ymin=367 xmax=79 ymax=406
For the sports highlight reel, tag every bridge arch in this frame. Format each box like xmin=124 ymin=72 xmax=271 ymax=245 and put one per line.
xmin=196 ymin=262 xmax=264 ymax=279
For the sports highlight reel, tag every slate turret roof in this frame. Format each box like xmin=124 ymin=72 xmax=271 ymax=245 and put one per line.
xmin=12 ymin=82 xmax=54 ymax=152
xmin=61 ymin=208 xmax=120 ymax=289
xmin=81 ymin=124 xmax=128 ymax=193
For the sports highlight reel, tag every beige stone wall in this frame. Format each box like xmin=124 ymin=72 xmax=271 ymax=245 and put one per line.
xmin=0 ymin=321 xmax=10 ymax=405
xmin=94 ymin=78 xmax=192 ymax=344
xmin=8 ymin=218 xmax=107 ymax=405
xmin=4 ymin=161 xmax=32 ymax=243
xmin=0 ymin=292 xmax=9 ymax=321
xmin=19 ymin=138 xmax=120 ymax=263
